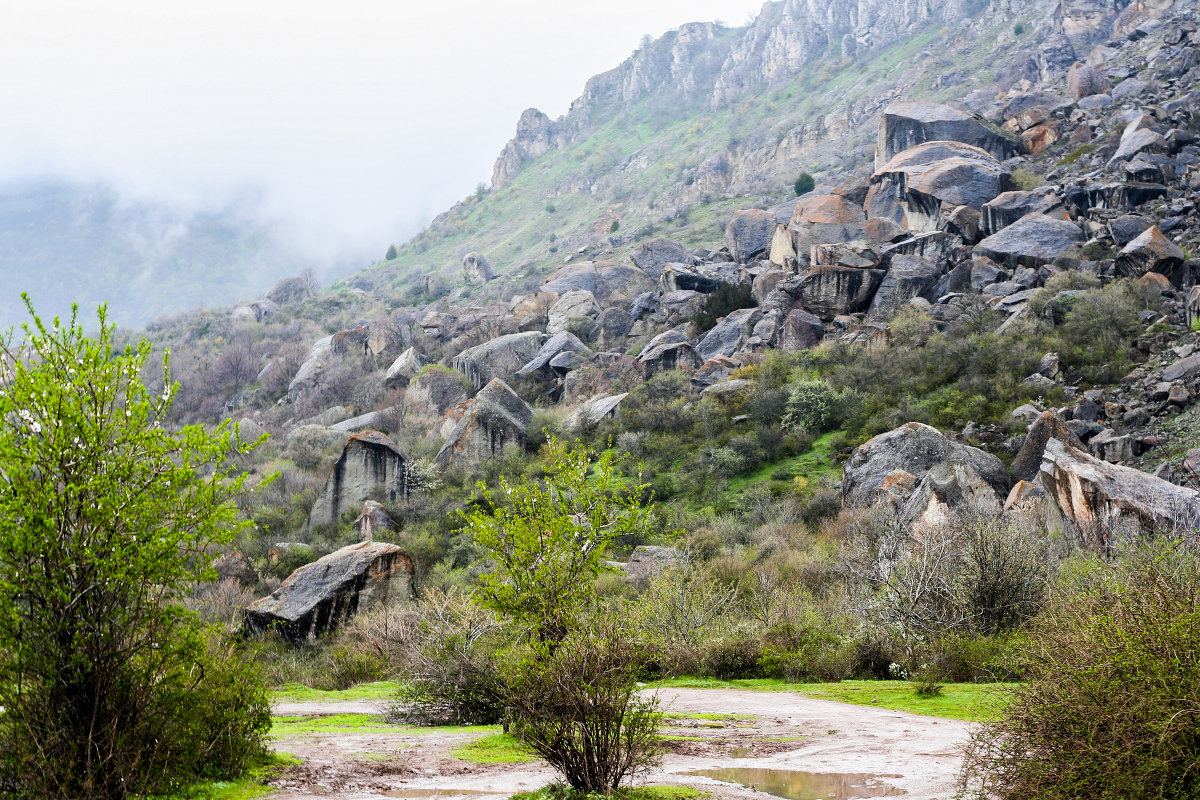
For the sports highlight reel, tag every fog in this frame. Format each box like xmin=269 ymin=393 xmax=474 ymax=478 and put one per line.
xmin=0 ymin=0 xmax=767 ymax=266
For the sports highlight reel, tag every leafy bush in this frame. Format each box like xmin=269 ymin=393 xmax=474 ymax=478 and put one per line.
xmin=782 ymin=378 xmax=844 ymax=434
xmin=794 ymin=172 xmax=816 ymax=196
xmin=690 ymin=283 xmax=756 ymax=334
xmin=960 ymin=543 xmax=1200 ymax=800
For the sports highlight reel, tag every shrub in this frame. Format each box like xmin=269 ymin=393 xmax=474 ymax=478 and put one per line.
xmin=794 ymin=172 xmax=816 ymax=196
xmin=506 ymin=621 xmax=661 ymax=792
xmin=691 ymin=283 xmax=756 ymax=334
xmin=702 ymin=636 xmax=765 ymax=679
xmin=959 ymin=542 xmax=1200 ymax=800
xmin=781 ymin=378 xmax=844 ymax=434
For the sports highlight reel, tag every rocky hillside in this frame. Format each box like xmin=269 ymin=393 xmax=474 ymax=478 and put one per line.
xmin=129 ymin=0 xmax=1200 ymax=602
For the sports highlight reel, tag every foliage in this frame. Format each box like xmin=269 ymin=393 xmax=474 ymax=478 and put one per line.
xmin=506 ymin=620 xmax=662 ymax=792
xmin=959 ymin=542 xmax=1200 ymax=800
xmin=385 ymin=244 xmax=399 ymax=260
xmin=690 ymin=283 xmax=757 ymax=334
xmin=463 ymin=438 xmax=652 ymax=643
xmin=781 ymin=378 xmax=846 ymax=435
xmin=794 ymin=172 xmax=816 ymax=196
xmin=0 ymin=300 xmax=271 ymax=799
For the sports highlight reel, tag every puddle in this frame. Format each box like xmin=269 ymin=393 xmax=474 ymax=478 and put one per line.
xmin=686 ymin=767 xmax=906 ymax=800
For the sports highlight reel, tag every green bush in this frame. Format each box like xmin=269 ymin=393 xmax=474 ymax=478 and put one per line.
xmin=794 ymin=173 xmax=816 ymax=196
xmin=690 ymin=283 xmax=757 ymax=334
xmin=959 ymin=543 xmax=1200 ymax=800
xmin=781 ymin=379 xmax=844 ymax=434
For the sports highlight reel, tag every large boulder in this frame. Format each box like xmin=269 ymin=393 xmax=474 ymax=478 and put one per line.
xmin=541 ymin=261 xmax=653 ymax=301
xmin=902 ymin=460 xmax=1004 ymax=528
xmin=244 ymin=541 xmax=415 ymax=642
xmin=843 ymin=422 xmax=1011 ymax=506
xmin=878 ymin=101 xmax=1022 ymax=164
xmin=788 ymin=195 xmax=868 ymax=268
xmin=564 ymin=393 xmax=629 ymax=432
xmin=353 ymin=500 xmax=396 ymax=541
xmin=1066 ymin=61 xmax=1112 ymax=99
xmin=1115 ymin=226 xmax=1188 ymax=285
xmin=1040 ymin=439 xmax=1200 ymax=545
xmin=793 ymin=267 xmax=886 ymax=321
xmin=309 ymin=431 xmax=411 ymax=529
xmin=435 ymin=379 xmax=533 ymax=468
xmin=974 ymin=213 xmax=1084 ymax=267
xmin=638 ymin=330 xmax=702 ymax=376
xmin=867 ymin=255 xmax=942 ymax=319
xmin=777 ymin=308 xmax=825 ymax=351
xmin=516 ymin=331 xmax=594 ymax=379
xmin=631 ymin=239 xmax=697 ymax=279
xmin=867 ymin=141 xmax=1011 ymax=231
xmin=463 ymin=252 xmax=497 ymax=283
xmin=695 ymin=307 xmax=762 ymax=361
xmin=406 ymin=367 xmax=470 ymax=416
xmin=547 ymin=290 xmax=602 ymax=335
xmin=980 ymin=191 xmax=1068 ymax=237
xmin=452 ymin=331 xmax=547 ymax=392
xmin=725 ymin=209 xmax=776 ymax=264
xmin=384 ymin=347 xmax=429 ymax=388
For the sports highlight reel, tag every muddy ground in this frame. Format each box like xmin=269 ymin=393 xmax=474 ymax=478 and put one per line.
xmin=266 ymin=688 xmax=971 ymax=800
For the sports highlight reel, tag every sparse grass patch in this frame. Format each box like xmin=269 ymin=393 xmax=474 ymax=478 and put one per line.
xmin=453 ymin=733 xmax=539 ymax=764
xmin=150 ymin=752 xmax=301 ymax=800
xmin=270 ymin=680 xmax=403 ymax=702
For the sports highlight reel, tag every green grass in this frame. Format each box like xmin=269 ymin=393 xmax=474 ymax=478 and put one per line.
xmin=270 ymin=680 xmax=402 ymax=702
xmin=452 ymin=733 xmax=539 ymax=764
xmin=271 ymin=713 xmax=501 ymax=739
xmin=650 ymin=678 xmax=1014 ymax=722
xmin=150 ymin=753 xmax=300 ymax=800
xmin=662 ymin=712 xmax=754 ymax=722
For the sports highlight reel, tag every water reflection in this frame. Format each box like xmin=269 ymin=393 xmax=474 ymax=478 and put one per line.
xmin=686 ymin=767 xmax=906 ymax=800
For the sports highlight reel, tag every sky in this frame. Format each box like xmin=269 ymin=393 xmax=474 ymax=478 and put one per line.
xmin=0 ymin=0 xmax=768 ymax=261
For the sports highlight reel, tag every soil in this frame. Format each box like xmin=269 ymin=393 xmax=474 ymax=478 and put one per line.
xmin=265 ymin=688 xmax=971 ymax=800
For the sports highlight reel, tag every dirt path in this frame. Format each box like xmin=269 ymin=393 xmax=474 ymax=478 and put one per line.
xmin=265 ymin=688 xmax=971 ymax=800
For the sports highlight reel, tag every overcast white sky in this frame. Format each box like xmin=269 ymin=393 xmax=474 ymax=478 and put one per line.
xmin=0 ymin=0 xmax=767 ymax=259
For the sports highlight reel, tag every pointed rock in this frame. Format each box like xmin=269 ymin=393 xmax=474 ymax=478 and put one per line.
xmin=435 ymin=379 xmax=533 ymax=468
xmin=309 ymin=431 xmax=411 ymax=529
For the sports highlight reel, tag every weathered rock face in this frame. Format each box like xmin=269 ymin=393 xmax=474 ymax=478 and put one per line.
xmin=1066 ymin=61 xmax=1112 ymax=98
xmin=244 ymin=541 xmax=415 ymax=642
xmin=867 ymin=255 xmax=942 ymax=319
xmin=1011 ymin=410 xmax=1087 ymax=483
xmin=980 ymin=191 xmax=1068 ymax=237
xmin=353 ymin=500 xmax=395 ymax=541
xmin=406 ymin=367 xmax=470 ymax=417
xmin=696 ymin=307 xmax=762 ymax=361
xmin=631 ymin=239 xmax=697 ymax=279
xmin=974 ymin=213 xmax=1085 ymax=266
xmin=1040 ymin=439 xmax=1200 ymax=545
xmin=462 ymin=252 xmax=497 ymax=283
xmin=794 ymin=266 xmax=886 ymax=321
xmin=725 ymin=209 xmax=777 ymax=264
xmin=638 ymin=330 xmax=703 ymax=375
xmin=867 ymin=141 xmax=1011 ymax=230
xmin=492 ymin=107 xmax=558 ymax=189
xmin=902 ymin=460 xmax=1004 ymax=528
xmin=309 ymin=432 xmax=410 ymax=529
xmin=384 ymin=347 xmax=429 ymax=388
xmin=1116 ymin=225 xmax=1189 ymax=284
xmin=541 ymin=261 xmax=654 ymax=301
xmin=565 ymin=393 xmax=629 ymax=432
xmin=788 ymin=195 xmax=868 ymax=267
xmin=435 ymin=379 xmax=533 ymax=468
xmin=452 ymin=331 xmax=547 ymax=392
xmin=843 ymin=422 xmax=1012 ymax=506
xmin=877 ymin=101 xmax=1022 ymax=165
xmin=547 ymin=290 xmax=602 ymax=335
xmin=777 ymin=308 xmax=825 ymax=351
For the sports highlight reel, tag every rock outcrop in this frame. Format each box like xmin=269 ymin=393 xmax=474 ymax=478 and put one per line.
xmin=244 ymin=541 xmax=415 ymax=642
xmin=452 ymin=331 xmax=547 ymax=392
xmin=435 ymin=379 xmax=533 ymax=468
xmin=309 ymin=432 xmax=411 ymax=529
xmin=877 ymin=101 xmax=1022 ymax=165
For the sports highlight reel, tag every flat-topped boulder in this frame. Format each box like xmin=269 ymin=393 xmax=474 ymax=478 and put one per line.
xmin=631 ymin=239 xmax=697 ymax=279
xmin=981 ymin=191 xmax=1068 ymax=237
xmin=868 ymin=141 xmax=1012 ymax=230
xmin=435 ymin=379 xmax=533 ymax=468
xmin=974 ymin=213 xmax=1084 ymax=267
xmin=789 ymin=195 xmax=868 ymax=267
xmin=309 ymin=431 xmax=411 ymax=529
xmin=878 ymin=102 xmax=1022 ymax=164
xmin=244 ymin=541 xmax=415 ymax=642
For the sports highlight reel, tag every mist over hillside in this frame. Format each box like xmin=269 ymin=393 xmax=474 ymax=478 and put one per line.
xmin=0 ymin=178 xmax=363 ymax=328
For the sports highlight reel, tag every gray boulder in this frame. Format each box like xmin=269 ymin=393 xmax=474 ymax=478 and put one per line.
xmin=631 ymin=239 xmax=697 ymax=279
xmin=980 ymin=191 xmax=1067 ymax=237
xmin=353 ymin=500 xmax=395 ymax=541
xmin=974 ymin=213 xmax=1084 ymax=267
xmin=867 ymin=141 xmax=1011 ymax=230
xmin=435 ymin=379 xmax=533 ymax=468
xmin=516 ymin=331 xmax=594 ymax=378
xmin=695 ymin=307 xmax=762 ymax=361
xmin=452 ymin=331 xmax=547 ymax=392
xmin=384 ymin=347 xmax=429 ymax=389
xmin=794 ymin=267 xmax=886 ymax=321
xmin=406 ymin=367 xmax=470 ymax=416
xmin=1011 ymin=411 xmax=1086 ymax=482
xmin=843 ymin=422 xmax=1011 ymax=506
xmin=1115 ymin=226 xmax=1188 ymax=285
xmin=902 ymin=460 xmax=1004 ymax=527
xmin=1040 ymin=439 xmax=1200 ymax=545
xmin=309 ymin=431 xmax=411 ymax=529
xmin=547 ymin=290 xmax=602 ymax=335
xmin=593 ymin=307 xmax=633 ymax=350
xmin=244 ymin=541 xmax=415 ymax=642
xmin=725 ymin=209 xmax=776 ymax=264
xmin=565 ymin=393 xmax=629 ymax=432
xmin=777 ymin=308 xmax=825 ymax=351
xmin=878 ymin=101 xmax=1022 ymax=164
xmin=867 ymin=255 xmax=941 ymax=319
xmin=463 ymin=252 xmax=497 ymax=283
xmin=638 ymin=330 xmax=702 ymax=376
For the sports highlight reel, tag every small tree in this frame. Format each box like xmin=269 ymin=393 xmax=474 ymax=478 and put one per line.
xmin=461 ymin=439 xmax=662 ymax=791
xmin=794 ymin=172 xmax=815 ymax=196
xmin=0 ymin=299 xmax=271 ymax=799
xmin=385 ymin=243 xmax=399 ymax=260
